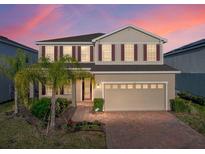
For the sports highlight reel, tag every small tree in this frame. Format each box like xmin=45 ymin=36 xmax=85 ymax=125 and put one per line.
xmin=16 ymin=55 xmax=93 ymax=131
xmin=0 ymin=49 xmax=28 ymax=114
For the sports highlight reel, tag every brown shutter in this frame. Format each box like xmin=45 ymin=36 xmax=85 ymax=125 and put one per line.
xmin=98 ymin=44 xmax=102 ymax=61
xmin=60 ymin=46 xmax=63 ymax=58
xmin=72 ymin=46 xmax=76 ymax=59
xmin=60 ymin=86 xmax=64 ymax=95
xmin=90 ymin=46 xmax=93 ymax=62
xmin=112 ymin=44 xmax=115 ymax=61
xmin=54 ymin=46 xmax=58 ymax=61
xmin=156 ymin=44 xmax=160 ymax=61
xmin=121 ymin=44 xmax=124 ymax=61
xmin=134 ymin=44 xmax=138 ymax=61
xmin=42 ymin=46 xmax=45 ymax=58
xmin=78 ymin=46 xmax=81 ymax=61
xmin=143 ymin=44 xmax=147 ymax=61
xmin=42 ymin=84 xmax=46 ymax=95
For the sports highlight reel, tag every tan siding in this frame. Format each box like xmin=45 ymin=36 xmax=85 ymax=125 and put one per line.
xmin=99 ymin=27 xmax=160 ymax=42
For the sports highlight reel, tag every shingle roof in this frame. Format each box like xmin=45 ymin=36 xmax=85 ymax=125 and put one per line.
xmin=68 ymin=63 xmax=179 ymax=72
xmin=37 ymin=33 xmax=105 ymax=43
xmin=0 ymin=36 xmax=37 ymax=53
xmin=164 ymin=39 xmax=205 ymax=57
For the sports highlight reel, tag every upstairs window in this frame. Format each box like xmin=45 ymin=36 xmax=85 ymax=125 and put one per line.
xmin=102 ymin=44 xmax=112 ymax=62
xmin=124 ymin=44 xmax=134 ymax=61
xmin=81 ymin=46 xmax=90 ymax=62
xmin=64 ymin=46 xmax=72 ymax=57
xmin=45 ymin=46 xmax=54 ymax=61
xmin=147 ymin=44 xmax=157 ymax=61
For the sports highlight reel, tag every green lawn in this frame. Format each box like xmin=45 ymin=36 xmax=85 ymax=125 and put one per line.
xmin=0 ymin=102 xmax=106 ymax=149
xmin=173 ymin=103 xmax=205 ymax=136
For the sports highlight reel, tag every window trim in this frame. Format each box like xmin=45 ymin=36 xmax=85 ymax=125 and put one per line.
xmin=45 ymin=46 xmax=54 ymax=61
xmin=147 ymin=44 xmax=157 ymax=62
xmin=124 ymin=43 xmax=134 ymax=62
xmin=63 ymin=46 xmax=72 ymax=57
xmin=102 ymin=44 xmax=112 ymax=62
xmin=81 ymin=46 xmax=90 ymax=62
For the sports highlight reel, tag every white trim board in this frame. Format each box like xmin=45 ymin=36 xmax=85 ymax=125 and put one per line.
xmin=101 ymin=81 xmax=168 ymax=111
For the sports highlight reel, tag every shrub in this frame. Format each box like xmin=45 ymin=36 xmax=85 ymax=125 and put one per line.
xmin=178 ymin=92 xmax=205 ymax=106
xmin=66 ymin=120 xmax=103 ymax=132
xmin=93 ymin=98 xmax=104 ymax=112
xmin=56 ymin=98 xmax=71 ymax=115
xmin=170 ymin=97 xmax=191 ymax=113
xmin=31 ymin=97 xmax=71 ymax=121
xmin=31 ymin=97 xmax=51 ymax=121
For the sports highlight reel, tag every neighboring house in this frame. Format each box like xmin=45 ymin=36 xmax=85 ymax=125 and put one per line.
xmin=0 ymin=36 xmax=38 ymax=103
xmin=36 ymin=25 xmax=179 ymax=111
xmin=164 ymin=39 xmax=205 ymax=97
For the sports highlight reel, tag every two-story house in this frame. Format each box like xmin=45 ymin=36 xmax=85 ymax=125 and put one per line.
xmin=36 ymin=25 xmax=179 ymax=111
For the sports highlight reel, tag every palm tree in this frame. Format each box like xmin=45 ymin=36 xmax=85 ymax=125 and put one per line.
xmin=0 ymin=49 xmax=28 ymax=114
xmin=16 ymin=55 xmax=92 ymax=130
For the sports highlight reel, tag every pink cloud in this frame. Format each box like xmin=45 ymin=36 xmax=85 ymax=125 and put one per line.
xmin=0 ymin=5 xmax=61 ymax=39
xmin=122 ymin=5 xmax=205 ymax=36
xmin=164 ymin=23 xmax=205 ymax=52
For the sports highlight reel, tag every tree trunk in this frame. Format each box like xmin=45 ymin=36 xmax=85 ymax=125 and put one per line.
xmin=14 ymin=85 xmax=18 ymax=114
xmin=50 ymin=88 xmax=56 ymax=129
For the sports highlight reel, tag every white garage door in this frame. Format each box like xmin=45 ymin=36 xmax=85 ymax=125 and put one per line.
xmin=104 ymin=83 xmax=166 ymax=111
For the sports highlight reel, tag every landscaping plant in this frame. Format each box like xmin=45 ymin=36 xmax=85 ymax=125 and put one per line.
xmin=15 ymin=55 xmax=93 ymax=131
xmin=0 ymin=49 xmax=30 ymax=114
xmin=170 ymin=97 xmax=191 ymax=113
xmin=31 ymin=97 xmax=71 ymax=121
xmin=93 ymin=98 xmax=104 ymax=112
xmin=178 ymin=92 xmax=205 ymax=106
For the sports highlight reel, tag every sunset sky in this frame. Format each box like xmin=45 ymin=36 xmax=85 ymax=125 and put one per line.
xmin=0 ymin=4 xmax=205 ymax=52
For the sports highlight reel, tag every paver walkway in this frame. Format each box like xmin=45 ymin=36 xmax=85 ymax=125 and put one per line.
xmin=72 ymin=101 xmax=205 ymax=149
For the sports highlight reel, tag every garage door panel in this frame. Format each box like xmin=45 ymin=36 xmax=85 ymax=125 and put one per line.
xmin=104 ymin=83 xmax=166 ymax=111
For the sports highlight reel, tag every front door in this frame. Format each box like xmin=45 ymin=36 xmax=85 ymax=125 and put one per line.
xmin=82 ymin=78 xmax=92 ymax=100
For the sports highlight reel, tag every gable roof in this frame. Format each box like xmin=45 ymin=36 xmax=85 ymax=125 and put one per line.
xmin=36 ymin=33 xmax=105 ymax=44
xmin=0 ymin=36 xmax=37 ymax=53
xmin=92 ymin=25 xmax=167 ymax=43
xmin=164 ymin=39 xmax=205 ymax=57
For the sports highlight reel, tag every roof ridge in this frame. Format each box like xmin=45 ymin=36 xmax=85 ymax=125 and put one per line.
xmin=0 ymin=35 xmax=37 ymax=52
xmin=37 ymin=32 xmax=105 ymax=42
xmin=165 ymin=38 xmax=205 ymax=56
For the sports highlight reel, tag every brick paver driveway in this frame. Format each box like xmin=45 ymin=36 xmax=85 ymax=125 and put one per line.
xmin=72 ymin=102 xmax=205 ymax=149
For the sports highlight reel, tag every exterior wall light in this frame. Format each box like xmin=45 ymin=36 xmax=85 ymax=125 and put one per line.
xmin=96 ymin=83 xmax=101 ymax=88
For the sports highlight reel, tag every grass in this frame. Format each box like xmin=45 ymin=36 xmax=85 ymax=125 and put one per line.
xmin=0 ymin=101 xmax=106 ymax=149
xmin=173 ymin=102 xmax=205 ymax=136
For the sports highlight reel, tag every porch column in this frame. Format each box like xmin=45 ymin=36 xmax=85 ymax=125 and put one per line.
xmin=29 ymin=83 xmax=34 ymax=98
xmin=72 ymin=79 xmax=77 ymax=107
